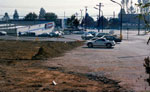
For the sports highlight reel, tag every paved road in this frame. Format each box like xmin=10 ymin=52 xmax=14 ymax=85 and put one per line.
xmin=43 ymin=31 xmax=150 ymax=92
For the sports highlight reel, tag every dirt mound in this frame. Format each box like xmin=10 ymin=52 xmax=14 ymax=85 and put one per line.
xmin=0 ymin=40 xmax=132 ymax=92
xmin=0 ymin=41 xmax=83 ymax=60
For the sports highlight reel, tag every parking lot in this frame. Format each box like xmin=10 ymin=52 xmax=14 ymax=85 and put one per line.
xmin=41 ymin=30 xmax=150 ymax=92
xmin=0 ymin=29 xmax=150 ymax=91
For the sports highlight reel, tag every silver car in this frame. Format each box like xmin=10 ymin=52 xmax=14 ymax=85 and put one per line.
xmin=86 ymin=38 xmax=115 ymax=48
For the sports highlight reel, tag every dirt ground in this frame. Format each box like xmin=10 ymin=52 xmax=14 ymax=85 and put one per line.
xmin=0 ymin=40 xmax=130 ymax=92
xmin=42 ymin=32 xmax=150 ymax=92
xmin=0 ymin=60 xmax=119 ymax=92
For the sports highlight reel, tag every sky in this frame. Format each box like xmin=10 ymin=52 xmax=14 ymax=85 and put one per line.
xmin=0 ymin=0 xmax=137 ymax=19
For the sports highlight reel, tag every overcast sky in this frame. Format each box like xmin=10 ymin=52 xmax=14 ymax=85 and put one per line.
xmin=0 ymin=0 xmax=137 ymax=18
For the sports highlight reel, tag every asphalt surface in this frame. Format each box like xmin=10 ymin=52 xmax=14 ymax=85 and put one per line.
xmin=43 ymin=30 xmax=150 ymax=92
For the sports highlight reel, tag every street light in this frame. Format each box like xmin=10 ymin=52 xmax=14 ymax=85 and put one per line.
xmin=110 ymin=0 xmax=123 ymax=40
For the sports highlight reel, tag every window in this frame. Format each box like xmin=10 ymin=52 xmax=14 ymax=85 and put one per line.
xmin=97 ymin=39 xmax=105 ymax=41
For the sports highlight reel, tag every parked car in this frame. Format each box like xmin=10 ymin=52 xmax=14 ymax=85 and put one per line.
xmin=19 ymin=32 xmax=35 ymax=37
xmin=0 ymin=31 xmax=7 ymax=36
xmin=73 ymin=31 xmax=85 ymax=34
xmin=95 ymin=32 xmax=110 ymax=37
xmin=81 ymin=32 xmax=94 ymax=40
xmin=88 ymin=31 xmax=97 ymax=36
xmin=37 ymin=33 xmax=49 ymax=37
xmin=101 ymin=35 xmax=122 ymax=42
xmin=49 ymin=32 xmax=59 ymax=37
xmin=91 ymin=37 xmax=99 ymax=40
xmin=86 ymin=38 xmax=115 ymax=48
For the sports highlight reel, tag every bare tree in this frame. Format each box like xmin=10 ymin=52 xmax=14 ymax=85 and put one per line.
xmin=126 ymin=0 xmax=129 ymax=14
xmin=121 ymin=0 xmax=126 ymax=9
xmin=142 ymin=0 xmax=150 ymax=13
xmin=138 ymin=0 xmax=142 ymax=13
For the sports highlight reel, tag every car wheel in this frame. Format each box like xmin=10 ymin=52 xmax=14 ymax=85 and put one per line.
xmin=88 ymin=43 xmax=93 ymax=48
xmin=106 ymin=43 xmax=112 ymax=48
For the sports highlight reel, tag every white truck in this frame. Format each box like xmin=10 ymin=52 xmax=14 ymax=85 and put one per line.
xmin=17 ymin=22 xmax=55 ymax=36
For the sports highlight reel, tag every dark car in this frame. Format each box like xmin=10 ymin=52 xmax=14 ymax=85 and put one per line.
xmin=37 ymin=33 xmax=49 ymax=37
xmin=0 ymin=31 xmax=7 ymax=36
xmin=19 ymin=32 xmax=36 ymax=37
xmin=102 ymin=35 xmax=122 ymax=42
xmin=49 ymin=32 xmax=59 ymax=37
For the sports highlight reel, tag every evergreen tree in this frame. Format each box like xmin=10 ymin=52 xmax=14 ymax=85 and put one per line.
xmin=13 ymin=9 xmax=19 ymax=20
xmin=81 ymin=13 xmax=95 ymax=28
xmin=39 ymin=8 xmax=46 ymax=19
xmin=67 ymin=14 xmax=80 ymax=28
xmin=24 ymin=12 xmax=38 ymax=20
xmin=44 ymin=12 xmax=57 ymax=21
xmin=98 ymin=16 xmax=108 ymax=29
xmin=2 ymin=12 xmax=10 ymax=21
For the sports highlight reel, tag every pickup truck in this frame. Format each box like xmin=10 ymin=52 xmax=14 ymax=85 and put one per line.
xmin=87 ymin=38 xmax=115 ymax=48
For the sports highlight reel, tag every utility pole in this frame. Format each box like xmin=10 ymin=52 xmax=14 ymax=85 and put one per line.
xmin=84 ymin=6 xmax=88 ymax=31
xmin=64 ymin=11 xmax=66 ymax=19
xmin=80 ymin=9 xmax=83 ymax=19
xmin=95 ymin=3 xmax=104 ymax=32
xmin=113 ymin=11 xmax=115 ymax=18
xmin=80 ymin=9 xmax=83 ymax=30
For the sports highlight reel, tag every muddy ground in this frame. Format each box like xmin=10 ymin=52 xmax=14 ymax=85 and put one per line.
xmin=0 ymin=40 xmax=131 ymax=92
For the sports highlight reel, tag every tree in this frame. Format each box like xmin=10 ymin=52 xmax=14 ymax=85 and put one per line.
xmin=67 ymin=14 xmax=80 ymax=28
xmin=13 ymin=9 xmax=19 ymax=20
xmin=44 ymin=12 xmax=57 ymax=21
xmin=2 ymin=12 xmax=10 ymax=21
xmin=136 ymin=2 xmax=150 ymax=86
xmin=125 ymin=0 xmax=129 ymax=14
xmin=24 ymin=12 xmax=38 ymax=20
xmin=128 ymin=0 xmax=136 ymax=14
xmin=98 ymin=16 xmax=108 ymax=29
xmin=142 ymin=0 xmax=149 ymax=13
xmin=121 ymin=0 xmax=125 ymax=9
xmin=109 ymin=18 xmax=120 ymax=29
xmin=81 ymin=13 xmax=95 ymax=28
xmin=73 ymin=18 xmax=80 ymax=28
xmin=39 ymin=8 xmax=46 ymax=20
xmin=138 ymin=0 xmax=142 ymax=13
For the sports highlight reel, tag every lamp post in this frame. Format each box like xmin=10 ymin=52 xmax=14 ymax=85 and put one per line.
xmin=110 ymin=0 xmax=123 ymax=40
